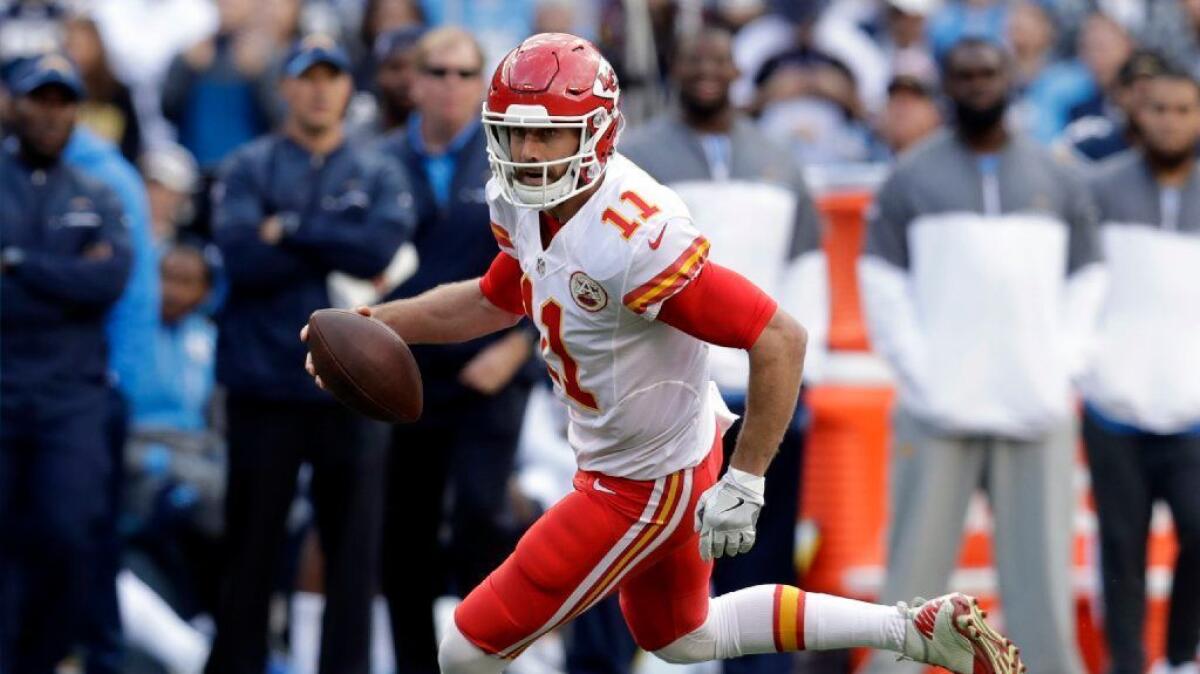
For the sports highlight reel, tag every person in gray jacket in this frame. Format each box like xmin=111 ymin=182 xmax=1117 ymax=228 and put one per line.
xmin=1080 ymin=68 xmax=1200 ymax=674
xmin=859 ymin=38 xmax=1105 ymax=674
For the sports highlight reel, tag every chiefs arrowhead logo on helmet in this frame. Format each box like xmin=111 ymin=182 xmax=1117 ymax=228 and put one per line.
xmin=481 ymin=33 xmax=624 ymax=210
xmin=593 ymin=61 xmax=619 ymax=99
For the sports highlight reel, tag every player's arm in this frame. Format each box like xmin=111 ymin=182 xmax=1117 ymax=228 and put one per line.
xmin=656 ymin=263 xmax=808 ymax=561
xmin=658 ymin=263 xmax=807 ymax=473
xmin=735 ymin=309 xmax=808 ymax=472
xmin=301 ymin=252 xmax=523 ymax=379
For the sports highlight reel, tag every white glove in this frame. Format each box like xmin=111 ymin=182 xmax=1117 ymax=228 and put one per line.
xmin=694 ymin=467 xmax=765 ymax=561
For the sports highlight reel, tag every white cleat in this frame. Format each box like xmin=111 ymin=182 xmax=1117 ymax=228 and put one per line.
xmin=898 ymin=593 xmax=1025 ymax=674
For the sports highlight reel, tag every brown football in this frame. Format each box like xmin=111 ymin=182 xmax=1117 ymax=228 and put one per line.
xmin=306 ymin=308 xmax=423 ymax=423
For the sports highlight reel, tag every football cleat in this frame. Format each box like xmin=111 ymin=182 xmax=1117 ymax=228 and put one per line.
xmin=898 ymin=593 xmax=1026 ymax=674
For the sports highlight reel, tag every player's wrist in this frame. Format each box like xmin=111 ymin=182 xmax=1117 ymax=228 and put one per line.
xmin=724 ymin=467 xmax=765 ymax=500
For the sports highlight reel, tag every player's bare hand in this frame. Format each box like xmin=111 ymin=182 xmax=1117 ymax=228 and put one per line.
xmin=459 ymin=329 xmax=531 ymax=395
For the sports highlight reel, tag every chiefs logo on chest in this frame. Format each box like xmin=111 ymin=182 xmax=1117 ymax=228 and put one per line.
xmin=569 ymin=271 xmax=608 ymax=313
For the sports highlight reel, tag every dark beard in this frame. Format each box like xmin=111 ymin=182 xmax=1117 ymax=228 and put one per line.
xmin=680 ymin=91 xmax=728 ymax=121
xmin=1146 ymin=146 xmax=1195 ymax=172
xmin=954 ymin=100 xmax=1007 ymax=135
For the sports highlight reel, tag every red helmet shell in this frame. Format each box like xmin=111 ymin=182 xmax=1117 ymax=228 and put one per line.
xmin=486 ymin=33 xmax=621 ymax=166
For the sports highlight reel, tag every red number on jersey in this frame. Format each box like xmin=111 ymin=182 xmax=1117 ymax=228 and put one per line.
xmin=601 ymin=190 xmax=661 ymax=239
xmin=537 ymin=299 xmax=599 ymax=412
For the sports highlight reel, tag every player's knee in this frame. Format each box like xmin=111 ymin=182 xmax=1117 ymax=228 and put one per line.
xmin=651 ymin=620 xmax=718 ymax=664
xmin=437 ymin=619 xmax=505 ymax=674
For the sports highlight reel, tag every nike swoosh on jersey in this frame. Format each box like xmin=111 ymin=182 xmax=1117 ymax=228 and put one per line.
xmin=647 ymin=223 xmax=668 ymax=250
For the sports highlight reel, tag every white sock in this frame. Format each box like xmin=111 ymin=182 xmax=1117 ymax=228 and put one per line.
xmin=116 ymin=570 xmax=210 ymax=674
xmin=289 ymin=591 xmax=325 ymax=674
xmin=439 ymin=618 xmax=507 ymax=674
xmin=803 ymin=592 xmax=905 ymax=652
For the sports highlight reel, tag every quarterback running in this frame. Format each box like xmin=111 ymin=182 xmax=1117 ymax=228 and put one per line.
xmin=301 ymin=33 xmax=1024 ymax=674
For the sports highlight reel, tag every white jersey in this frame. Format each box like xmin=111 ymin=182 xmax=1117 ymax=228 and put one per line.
xmin=488 ymin=154 xmax=735 ymax=480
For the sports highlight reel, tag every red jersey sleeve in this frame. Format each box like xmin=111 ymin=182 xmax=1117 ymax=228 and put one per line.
xmin=657 ymin=262 xmax=777 ymax=349
xmin=479 ymin=252 xmax=525 ymax=316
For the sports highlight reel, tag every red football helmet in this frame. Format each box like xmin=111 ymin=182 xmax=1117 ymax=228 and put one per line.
xmin=483 ymin=33 xmax=623 ymax=209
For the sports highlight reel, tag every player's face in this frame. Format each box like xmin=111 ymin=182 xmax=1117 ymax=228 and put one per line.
xmin=508 ymin=126 xmax=582 ymax=186
xmin=284 ymin=64 xmax=353 ymax=133
xmin=1137 ymin=77 xmax=1200 ymax=163
xmin=14 ymin=86 xmax=77 ymax=160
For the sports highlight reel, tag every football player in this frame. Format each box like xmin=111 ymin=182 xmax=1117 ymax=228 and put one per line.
xmin=302 ymin=33 xmax=1024 ymax=674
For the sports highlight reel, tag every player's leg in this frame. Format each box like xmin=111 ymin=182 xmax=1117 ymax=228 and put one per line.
xmin=988 ymin=421 xmax=1086 ymax=674
xmin=711 ymin=415 xmax=803 ymax=674
xmin=1159 ymin=431 xmax=1200 ymax=667
xmin=440 ymin=465 xmax=696 ymax=674
xmin=616 ymin=428 xmax=1023 ymax=673
xmin=626 ymin=554 xmax=1023 ymax=673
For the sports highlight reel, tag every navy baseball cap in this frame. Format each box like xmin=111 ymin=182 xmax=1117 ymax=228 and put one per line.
xmin=11 ymin=53 xmax=85 ymax=99
xmin=285 ymin=34 xmax=351 ymax=78
xmin=374 ymin=25 xmax=426 ymax=61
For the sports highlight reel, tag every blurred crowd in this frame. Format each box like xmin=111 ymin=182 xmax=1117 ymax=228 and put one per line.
xmin=2 ymin=1 xmax=1200 ymax=674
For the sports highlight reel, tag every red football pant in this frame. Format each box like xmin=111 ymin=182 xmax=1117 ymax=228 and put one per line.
xmin=455 ymin=431 xmax=723 ymax=657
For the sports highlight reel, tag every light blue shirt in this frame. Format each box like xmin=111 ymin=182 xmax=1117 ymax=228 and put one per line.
xmin=407 ymin=114 xmax=480 ymax=209
xmin=130 ymin=314 xmax=216 ymax=432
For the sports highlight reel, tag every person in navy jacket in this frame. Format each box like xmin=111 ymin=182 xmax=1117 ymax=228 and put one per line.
xmin=205 ymin=36 xmax=415 ymax=674
xmin=0 ymin=54 xmax=132 ymax=674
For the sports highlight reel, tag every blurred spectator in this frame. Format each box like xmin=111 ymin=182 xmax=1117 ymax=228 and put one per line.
xmin=64 ymin=13 xmax=143 ymax=163
xmin=927 ymin=0 xmax=1009 ymax=57
xmin=205 ymin=36 xmax=414 ymax=674
xmin=1142 ymin=0 xmax=1200 ymax=80
xmin=1081 ymin=69 xmax=1200 ymax=674
xmin=756 ymin=52 xmax=883 ymax=164
xmin=124 ymin=242 xmax=225 ymax=620
xmin=818 ymin=0 xmax=936 ymax=114
xmin=858 ymin=39 xmax=1102 ymax=674
xmin=1006 ymin=1 xmax=1096 ymax=144
xmin=89 ymin=0 xmax=218 ymax=100
xmin=141 ymin=141 xmax=202 ymax=243
xmin=0 ymin=54 xmax=132 ymax=674
xmin=1060 ymin=49 xmax=1169 ymax=163
xmin=87 ymin=0 xmax=218 ymax=149
xmin=378 ymin=26 xmax=533 ymax=674
xmin=347 ymin=25 xmax=426 ymax=145
xmin=355 ymin=0 xmax=425 ymax=88
xmin=621 ymin=26 xmax=826 ymax=674
xmin=160 ymin=0 xmax=280 ymax=172
xmin=730 ymin=3 xmax=802 ymax=108
xmin=418 ymin=0 xmax=537 ymax=73
xmin=534 ymin=0 xmax=575 ymax=34
xmin=64 ymin=119 xmax=160 ymax=674
xmin=876 ymin=54 xmax=942 ymax=155
xmin=0 ymin=0 xmax=69 ymax=76
xmin=1069 ymin=11 xmax=1135 ymax=122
